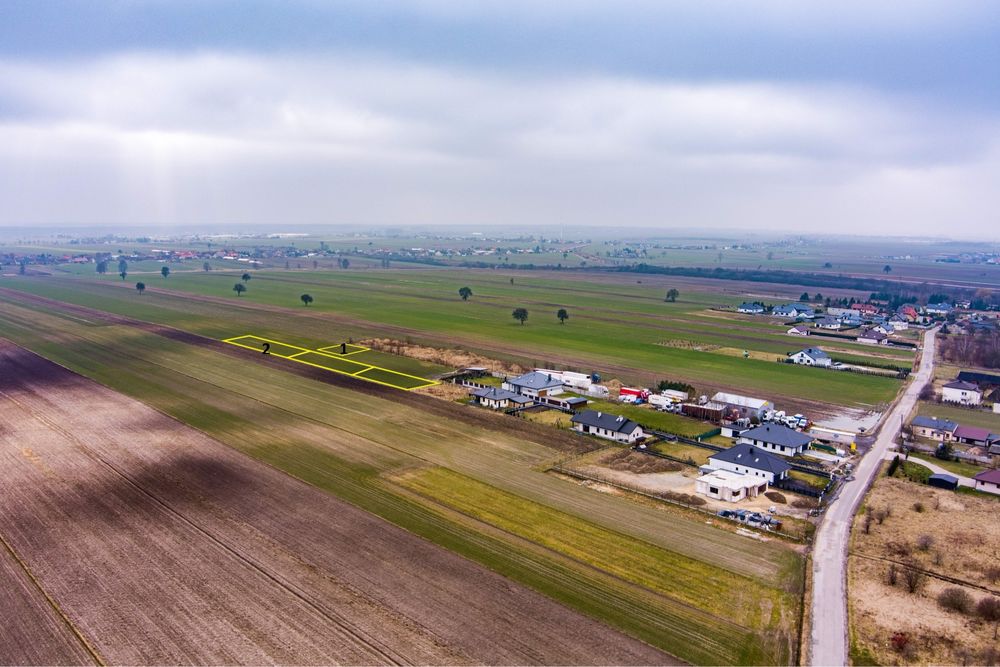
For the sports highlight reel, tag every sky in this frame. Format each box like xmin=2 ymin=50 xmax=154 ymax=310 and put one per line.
xmin=0 ymin=1 xmax=998 ymax=237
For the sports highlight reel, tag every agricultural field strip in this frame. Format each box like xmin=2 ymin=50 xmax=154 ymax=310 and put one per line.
xmin=224 ymin=334 xmax=437 ymax=390
xmin=0 ymin=340 xmax=667 ymax=666
xmin=0 ymin=292 xmax=794 ymax=583
xmin=9 ymin=277 xmax=901 ymax=408
xmin=0 ymin=530 xmax=98 ymax=665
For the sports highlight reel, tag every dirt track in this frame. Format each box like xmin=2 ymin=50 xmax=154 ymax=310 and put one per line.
xmin=0 ymin=339 xmax=671 ymax=665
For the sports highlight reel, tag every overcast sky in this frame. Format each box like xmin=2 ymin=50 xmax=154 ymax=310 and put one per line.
xmin=1 ymin=1 xmax=998 ymax=237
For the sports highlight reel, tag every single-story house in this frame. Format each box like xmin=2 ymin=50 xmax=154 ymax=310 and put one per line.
xmin=871 ymin=323 xmax=895 ymax=336
xmin=787 ymin=325 xmax=810 ymax=337
xmin=787 ymin=347 xmax=832 ymax=367
xmin=910 ymin=416 xmax=958 ymax=441
xmin=695 ymin=469 xmax=768 ymax=502
xmin=711 ymin=392 xmax=773 ymax=420
xmin=707 ymin=443 xmax=791 ymax=484
xmin=857 ymin=329 xmax=888 ymax=345
xmin=738 ymin=423 xmax=814 ymax=456
xmin=954 ymin=424 xmax=992 ymax=446
xmin=851 ymin=303 xmax=880 ymax=315
xmin=925 ymin=302 xmax=954 ymax=316
xmin=888 ymin=315 xmax=909 ymax=330
xmin=942 ymin=380 xmax=982 ymax=406
xmin=814 ymin=316 xmax=842 ymax=330
xmin=471 ymin=387 xmax=533 ymax=410
xmin=503 ymin=371 xmax=564 ymax=398
xmin=838 ymin=313 xmax=863 ymax=327
xmin=772 ymin=304 xmax=800 ymax=318
xmin=738 ymin=302 xmax=765 ymax=314
xmin=570 ymin=410 xmax=644 ymax=443
xmin=973 ymin=469 xmax=1000 ymax=495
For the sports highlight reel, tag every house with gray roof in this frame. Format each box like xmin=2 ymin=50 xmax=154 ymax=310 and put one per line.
xmin=707 ymin=443 xmax=791 ymax=484
xmin=910 ymin=416 xmax=958 ymax=441
xmin=942 ymin=380 xmax=982 ymax=406
xmin=502 ymin=371 xmax=564 ymax=398
xmin=787 ymin=347 xmax=832 ymax=367
xmin=470 ymin=387 xmax=533 ymax=410
xmin=738 ymin=302 xmax=765 ymax=314
xmin=738 ymin=424 xmax=814 ymax=456
xmin=814 ymin=316 xmax=842 ymax=330
xmin=570 ymin=410 xmax=644 ymax=443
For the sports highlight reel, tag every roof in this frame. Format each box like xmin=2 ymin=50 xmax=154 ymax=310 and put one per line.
xmin=506 ymin=371 xmax=562 ymax=391
xmin=788 ymin=325 xmax=810 ymax=333
xmin=943 ymin=380 xmax=980 ymax=392
xmin=570 ymin=410 xmax=642 ymax=434
xmin=911 ymin=416 xmax=959 ymax=432
xmin=472 ymin=387 xmax=532 ymax=403
xmin=927 ymin=302 xmax=953 ymax=310
xmin=792 ymin=347 xmax=830 ymax=360
xmin=859 ymin=329 xmax=887 ymax=340
xmin=954 ymin=425 xmax=992 ymax=441
xmin=740 ymin=424 xmax=814 ymax=448
xmin=974 ymin=469 xmax=1000 ymax=485
xmin=928 ymin=473 xmax=959 ymax=484
xmin=696 ymin=469 xmax=761 ymax=491
xmin=816 ymin=316 xmax=839 ymax=325
xmin=738 ymin=302 xmax=764 ymax=310
xmin=958 ymin=371 xmax=1000 ymax=386
xmin=709 ymin=443 xmax=791 ymax=475
xmin=711 ymin=392 xmax=771 ymax=409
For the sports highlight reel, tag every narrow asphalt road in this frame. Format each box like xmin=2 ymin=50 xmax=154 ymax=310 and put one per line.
xmin=809 ymin=327 xmax=937 ymax=666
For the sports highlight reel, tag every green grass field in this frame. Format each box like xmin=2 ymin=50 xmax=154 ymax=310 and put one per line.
xmin=1 ymin=269 xmax=907 ymax=409
xmin=0 ymin=288 xmax=803 ymax=665
xmin=583 ymin=399 xmax=716 ymax=436
xmin=652 ymin=441 xmax=714 ymax=465
xmin=916 ymin=401 xmax=1000 ymax=431
xmin=909 ymin=452 xmax=986 ymax=478
xmin=400 ymin=467 xmax=800 ymax=665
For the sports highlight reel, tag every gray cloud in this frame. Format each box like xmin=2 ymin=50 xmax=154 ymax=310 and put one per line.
xmin=0 ymin=52 xmax=996 ymax=236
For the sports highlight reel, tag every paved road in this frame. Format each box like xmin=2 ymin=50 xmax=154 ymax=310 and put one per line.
xmin=809 ymin=327 xmax=937 ymax=666
xmin=881 ymin=451 xmax=975 ymax=487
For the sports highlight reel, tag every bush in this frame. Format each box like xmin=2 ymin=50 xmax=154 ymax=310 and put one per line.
xmin=984 ymin=567 xmax=1000 ymax=584
xmin=903 ymin=566 xmax=925 ymax=594
xmin=938 ymin=587 xmax=973 ymax=613
xmin=886 ymin=563 xmax=898 ymax=586
xmin=887 ymin=454 xmax=901 ymax=477
xmin=912 ymin=501 xmax=925 ymax=513
xmin=916 ymin=534 xmax=934 ymax=551
xmin=765 ymin=491 xmax=786 ymax=503
xmin=890 ymin=631 xmax=909 ymax=652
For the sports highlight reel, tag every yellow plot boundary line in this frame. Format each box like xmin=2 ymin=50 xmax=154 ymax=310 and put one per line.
xmin=316 ymin=343 xmax=370 ymax=356
xmin=222 ymin=334 xmax=438 ymax=390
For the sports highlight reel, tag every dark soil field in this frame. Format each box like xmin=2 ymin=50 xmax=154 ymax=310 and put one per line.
xmin=0 ymin=339 xmax=671 ymax=665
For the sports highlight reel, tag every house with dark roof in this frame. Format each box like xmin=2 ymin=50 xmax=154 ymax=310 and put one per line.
xmin=470 ymin=387 xmax=533 ymax=410
xmin=570 ymin=410 xmax=644 ymax=443
xmin=502 ymin=371 xmax=563 ymax=398
xmin=857 ymin=329 xmax=888 ymax=345
xmin=787 ymin=325 xmax=810 ymax=337
xmin=973 ymin=469 xmax=1000 ymax=495
xmin=707 ymin=443 xmax=791 ymax=484
xmin=942 ymin=380 xmax=982 ymax=406
xmin=814 ymin=316 xmax=842 ymax=330
xmin=910 ymin=416 xmax=958 ymax=441
xmin=925 ymin=302 xmax=954 ymax=316
xmin=738 ymin=302 xmax=765 ymax=314
xmin=738 ymin=424 xmax=814 ymax=456
xmin=787 ymin=347 xmax=832 ymax=367
xmin=954 ymin=425 xmax=992 ymax=446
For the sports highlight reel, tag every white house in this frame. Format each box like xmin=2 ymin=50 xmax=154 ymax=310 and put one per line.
xmin=470 ymin=387 xmax=533 ymax=410
xmin=872 ymin=323 xmax=895 ymax=336
xmin=503 ymin=371 xmax=564 ymax=398
xmin=925 ymin=302 xmax=954 ymax=316
xmin=695 ymin=470 xmax=768 ymax=503
xmin=707 ymin=443 xmax=791 ymax=484
xmin=787 ymin=325 xmax=810 ymax=337
xmin=787 ymin=347 xmax=832 ymax=367
xmin=973 ymin=469 xmax=1000 ymax=495
xmin=888 ymin=315 xmax=909 ymax=330
xmin=942 ymin=380 xmax=982 ymax=406
xmin=738 ymin=424 xmax=814 ymax=457
xmin=814 ymin=317 xmax=841 ymax=330
xmin=772 ymin=304 xmax=800 ymax=318
xmin=738 ymin=302 xmax=765 ymax=315
xmin=570 ymin=410 xmax=644 ymax=443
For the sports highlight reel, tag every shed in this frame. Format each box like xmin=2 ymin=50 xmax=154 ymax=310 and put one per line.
xmin=927 ymin=473 xmax=959 ymax=490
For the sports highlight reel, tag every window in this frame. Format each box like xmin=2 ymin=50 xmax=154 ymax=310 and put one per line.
xmin=709 ymin=486 xmax=719 ymax=494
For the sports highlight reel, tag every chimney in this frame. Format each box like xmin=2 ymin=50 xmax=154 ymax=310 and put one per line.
xmin=597 ymin=412 xmax=602 ymax=418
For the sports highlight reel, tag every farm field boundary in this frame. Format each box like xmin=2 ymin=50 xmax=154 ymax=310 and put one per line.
xmin=224 ymin=334 xmax=437 ymax=390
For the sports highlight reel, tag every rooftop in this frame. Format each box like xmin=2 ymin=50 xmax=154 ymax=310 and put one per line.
xmin=943 ymin=380 xmax=980 ymax=392
xmin=506 ymin=371 xmax=562 ymax=391
xmin=910 ymin=416 xmax=958 ymax=432
xmin=570 ymin=410 xmax=642 ymax=434
xmin=740 ymin=424 xmax=814 ymax=448
xmin=709 ymin=443 xmax=791 ymax=475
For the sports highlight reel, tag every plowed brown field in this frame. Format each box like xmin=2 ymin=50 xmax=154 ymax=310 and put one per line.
xmin=0 ymin=339 xmax=670 ymax=665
